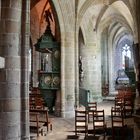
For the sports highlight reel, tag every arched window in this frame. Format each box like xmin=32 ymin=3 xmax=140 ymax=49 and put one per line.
xmin=122 ymin=44 xmax=131 ymax=69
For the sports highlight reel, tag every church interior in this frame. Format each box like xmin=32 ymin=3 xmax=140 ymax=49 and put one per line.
xmin=1 ymin=0 xmax=140 ymax=139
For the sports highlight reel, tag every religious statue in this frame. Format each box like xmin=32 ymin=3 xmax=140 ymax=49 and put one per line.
xmin=79 ymin=56 xmax=84 ymax=81
xmin=79 ymin=56 xmax=83 ymax=73
xmin=44 ymin=9 xmax=53 ymax=26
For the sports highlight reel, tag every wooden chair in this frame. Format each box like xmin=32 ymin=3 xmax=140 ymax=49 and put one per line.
xmin=92 ymin=110 xmax=106 ymax=139
xmin=111 ymin=107 xmax=125 ymax=140
xmin=75 ymin=109 xmax=88 ymax=138
xmin=29 ymin=93 xmax=45 ymax=109
xmin=87 ymin=102 xmax=97 ymax=122
xmin=30 ymin=109 xmax=52 ymax=136
xmin=114 ymin=96 xmax=123 ymax=110
xmin=29 ymin=95 xmax=35 ymax=109
xmin=123 ymin=96 xmax=133 ymax=117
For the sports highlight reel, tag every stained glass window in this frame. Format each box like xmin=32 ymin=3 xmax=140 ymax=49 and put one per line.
xmin=122 ymin=44 xmax=131 ymax=69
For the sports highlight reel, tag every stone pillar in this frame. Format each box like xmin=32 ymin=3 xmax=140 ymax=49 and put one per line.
xmin=61 ymin=31 xmax=75 ymax=118
xmin=0 ymin=0 xmax=30 ymax=139
xmin=0 ymin=56 xmax=5 ymax=68
xmin=20 ymin=0 xmax=30 ymax=139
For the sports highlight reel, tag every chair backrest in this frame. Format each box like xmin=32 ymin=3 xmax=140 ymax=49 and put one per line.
xmin=123 ymin=96 xmax=133 ymax=117
xmin=124 ymin=96 xmax=133 ymax=105
xmin=29 ymin=93 xmax=45 ymax=109
xmin=114 ymin=96 xmax=123 ymax=109
xmin=87 ymin=102 xmax=97 ymax=123
xmin=111 ymin=107 xmax=124 ymax=128
xmin=35 ymin=97 xmax=45 ymax=109
xmin=87 ymin=102 xmax=97 ymax=111
xmin=92 ymin=110 xmax=105 ymax=128
xmin=75 ymin=109 xmax=88 ymax=136
xmin=92 ymin=110 xmax=106 ymax=138
xmin=29 ymin=95 xmax=35 ymax=109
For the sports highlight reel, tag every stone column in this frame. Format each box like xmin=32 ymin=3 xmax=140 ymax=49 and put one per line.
xmin=20 ymin=0 xmax=30 ymax=139
xmin=0 ymin=0 xmax=30 ymax=139
xmin=61 ymin=31 xmax=75 ymax=118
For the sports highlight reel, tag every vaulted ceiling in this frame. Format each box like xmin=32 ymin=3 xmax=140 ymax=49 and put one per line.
xmin=30 ymin=0 xmax=137 ymax=45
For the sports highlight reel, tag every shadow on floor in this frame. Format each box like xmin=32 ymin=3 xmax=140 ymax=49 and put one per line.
xmin=67 ymin=126 xmax=134 ymax=140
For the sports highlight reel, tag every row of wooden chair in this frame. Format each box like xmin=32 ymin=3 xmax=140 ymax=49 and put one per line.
xmin=115 ymin=91 xmax=134 ymax=117
xmin=75 ymin=102 xmax=99 ymax=138
xmin=29 ymin=90 xmax=52 ymax=136
xmin=75 ymin=102 xmax=127 ymax=139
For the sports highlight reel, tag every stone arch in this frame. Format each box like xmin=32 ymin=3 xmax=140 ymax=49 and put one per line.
xmin=78 ymin=0 xmax=96 ymax=24
xmin=98 ymin=14 xmax=132 ymax=35
xmin=30 ymin=0 xmax=61 ymax=42
xmin=110 ymin=0 xmax=138 ymax=42
xmin=97 ymin=1 xmax=136 ymax=93
xmin=30 ymin=0 xmax=67 ymax=117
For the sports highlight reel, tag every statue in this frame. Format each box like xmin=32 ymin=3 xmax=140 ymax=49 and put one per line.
xmin=79 ymin=56 xmax=83 ymax=73
xmin=79 ymin=56 xmax=84 ymax=81
xmin=44 ymin=9 xmax=53 ymax=26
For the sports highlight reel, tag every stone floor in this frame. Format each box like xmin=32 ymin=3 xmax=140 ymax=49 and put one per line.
xmin=30 ymin=96 xmax=140 ymax=140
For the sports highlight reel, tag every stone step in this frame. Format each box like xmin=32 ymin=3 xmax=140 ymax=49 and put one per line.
xmin=103 ymin=95 xmax=115 ymax=101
